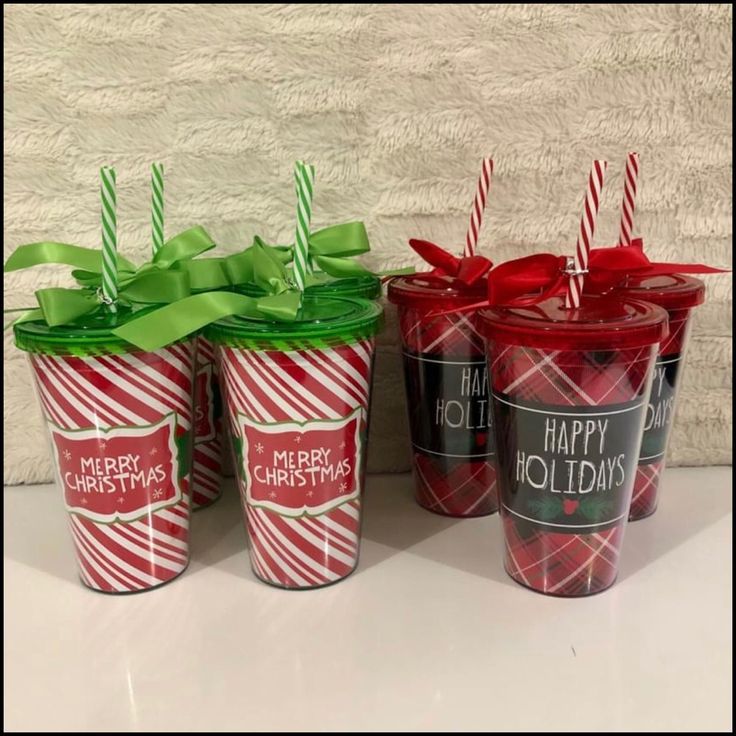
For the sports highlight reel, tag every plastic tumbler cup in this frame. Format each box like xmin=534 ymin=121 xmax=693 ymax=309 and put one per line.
xmin=479 ymin=295 xmax=668 ymax=596
xmin=611 ymin=275 xmax=705 ymax=520
xmin=191 ymin=334 xmax=225 ymax=509
xmin=14 ymin=309 xmax=196 ymax=594
xmin=206 ymin=295 xmax=383 ymax=589
xmin=388 ymin=275 xmax=498 ymax=517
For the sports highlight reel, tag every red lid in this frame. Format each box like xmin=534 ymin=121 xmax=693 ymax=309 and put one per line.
xmin=388 ymin=274 xmax=487 ymax=310
xmin=612 ymin=274 xmax=705 ymax=311
xmin=478 ymin=294 xmax=669 ymax=351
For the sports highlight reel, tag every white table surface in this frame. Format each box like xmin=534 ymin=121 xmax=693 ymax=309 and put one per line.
xmin=4 ymin=467 xmax=732 ymax=733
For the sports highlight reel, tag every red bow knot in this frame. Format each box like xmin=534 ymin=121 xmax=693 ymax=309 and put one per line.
xmin=408 ymin=239 xmax=492 ymax=287
xmin=486 ymin=243 xmax=727 ymax=308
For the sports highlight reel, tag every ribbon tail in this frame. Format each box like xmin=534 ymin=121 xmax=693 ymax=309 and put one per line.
xmin=313 ymin=255 xmax=374 ymax=278
xmin=257 ymin=292 xmax=302 ymax=321
xmin=4 ymin=242 xmax=135 ymax=273
xmin=112 ymin=292 xmax=261 ymax=352
xmin=4 ymin=308 xmax=44 ymax=331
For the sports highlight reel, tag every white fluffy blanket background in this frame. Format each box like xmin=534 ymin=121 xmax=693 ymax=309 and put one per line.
xmin=3 ymin=4 xmax=732 ymax=484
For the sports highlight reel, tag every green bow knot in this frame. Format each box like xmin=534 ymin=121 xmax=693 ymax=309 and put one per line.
xmin=237 ymin=222 xmax=375 ymax=284
xmin=69 ymin=226 xmax=225 ymax=298
xmin=3 ymin=226 xmax=229 ymax=328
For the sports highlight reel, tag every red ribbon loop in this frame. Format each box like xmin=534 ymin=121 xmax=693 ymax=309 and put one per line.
xmin=408 ymin=238 xmax=492 ymax=286
xmin=486 ymin=242 xmax=728 ymax=308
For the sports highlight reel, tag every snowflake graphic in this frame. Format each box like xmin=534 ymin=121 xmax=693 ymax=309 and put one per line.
xmin=99 ymin=441 xmax=107 ymax=451
xmin=152 ymin=488 xmax=164 ymax=500
xmin=81 ymin=498 xmax=88 ymax=505
xmin=339 ymin=441 xmax=346 ymax=449
xmin=255 ymin=443 xmax=264 ymax=454
xmin=117 ymin=497 xmax=125 ymax=505
xmin=269 ymin=491 xmax=277 ymax=499
xmin=149 ymin=447 xmax=157 ymax=456
xmin=63 ymin=450 xmax=72 ymax=461
xmin=294 ymin=435 xmax=302 ymax=444
xmin=306 ymin=491 xmax=314 ymax=498
xmin=339 ymin=482 xmax=347 ymax=494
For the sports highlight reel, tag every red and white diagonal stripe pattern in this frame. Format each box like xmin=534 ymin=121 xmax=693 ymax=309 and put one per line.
xmin=192 ymin=337 xmax=223 ymax=509
xmin=464 ymin=157 xmax=493 ymax=258
xmin=219 ymin=339 xmax=375 ymax=589
xmin=565 ymin=160 xmax=607 ymax=309
xmin=29 ymin=343 xmax=195 ymax=593
xmin=618 ymin=152 xmax=639 ymax=247
xmin=488 ymin=341 xmax=656 ymax=596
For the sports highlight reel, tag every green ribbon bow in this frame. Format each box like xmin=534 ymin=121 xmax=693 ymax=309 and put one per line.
xmin=4 ymin=226 xmax=227 ymax=328
xmin=223 ymin=221 xmax=375 ymax=288
xmin=111 ymin=241 xmax=304 ymax=351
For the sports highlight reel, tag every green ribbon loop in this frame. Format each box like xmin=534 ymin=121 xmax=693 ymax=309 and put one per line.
xmin=3 ymin=226 xmax=223 ymax=329
xmin=223 ymin=238 xmax=291 ymax=286
xmin=4 ymin=242 xmax=136 ymax=274
xmin=238 ymin=221 xmax=376 ymax=286
xmin=34 ymin=288 xmax=101 ymax=327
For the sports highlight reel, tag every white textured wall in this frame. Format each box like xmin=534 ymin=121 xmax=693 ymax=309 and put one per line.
xmin=4 ymin=3 xmax=732 ymax=484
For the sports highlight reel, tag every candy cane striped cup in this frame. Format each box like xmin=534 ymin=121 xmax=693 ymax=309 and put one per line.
xmin=14 ymin=312 xmax=195 ymax=594
xmin=479 ymin=295 xmax=668 ymax=596
xmin=207 ymin=295 xmax=383 ymax=589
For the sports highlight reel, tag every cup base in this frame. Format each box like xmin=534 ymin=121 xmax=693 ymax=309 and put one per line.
xmin=628 ymin=505 xmax=658 ymax=522
xmin=192 ymin=490 xmax=224 ymax=512
xmin=77 ymin=561 xmax=190 ymax=595
xmin=415 ymin=500 xmax=497 ymax=519
xmin=504 ymin=564 xmax=618 ymax=598
xmin=249 ymin=562 xmax=359 ymax=591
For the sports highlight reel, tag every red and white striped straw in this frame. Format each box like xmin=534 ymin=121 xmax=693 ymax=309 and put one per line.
xmin=565 ymin=160 xmax=607 ymax=309
xmin=464 ymin=157 xmax=493 ymax=257
xmin=618 ymin=151 xmax=640 ymax=247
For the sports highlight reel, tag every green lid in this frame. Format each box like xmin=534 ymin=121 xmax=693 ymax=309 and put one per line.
xmin=206 ymin=294 xmax=384 ymax=350
xmin=14 ymin=305 xmax=163 ymax=356
xmin=235 ymin=273 xmax=382 ymax=301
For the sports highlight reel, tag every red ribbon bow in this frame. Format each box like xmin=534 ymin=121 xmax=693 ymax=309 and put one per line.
xmin=486 ymin=241 xmax=727 ymax=307
xmin=409 ymin=239 xmax=492 ymax=287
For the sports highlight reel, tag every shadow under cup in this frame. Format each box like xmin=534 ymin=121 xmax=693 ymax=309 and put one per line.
xmin=478 ymin=296 xmax=669 ymax=597
xmin=14 ymin=309 xmax=196 ymax=594
xmin=206 ymin=294 xmax=383 ymax=590
xmin=388 ymin=275 xmax=499 ymax=518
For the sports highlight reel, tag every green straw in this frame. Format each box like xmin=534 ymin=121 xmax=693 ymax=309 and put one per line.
xmin=152 ymin=162 xmax=164 ymax=255
xmin=293 ymin=160 xmax=315 ymax=291
xmin=100 ymin=166 xmax=118 ymax=312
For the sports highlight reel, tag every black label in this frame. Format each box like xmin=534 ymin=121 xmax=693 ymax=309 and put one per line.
xmin=402 ymin=353 xmax=495 ymax=459
xmin=639 ymin=355 xmax=682 ymax=463
xmin=493 ymin=392 xmax=646 ymax=532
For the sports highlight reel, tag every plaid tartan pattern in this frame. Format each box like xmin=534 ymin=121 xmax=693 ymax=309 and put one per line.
xmin=628 ymin=311 xmax=692 ymax=521
xmin=488 ymin=340 xmax=657 ymax=596
xmin=630 ymin=460 xmax=663 ymax=520
xmin=399 ymin=306 xmax=497 ymax=517
xmin=414 ymin=455 xmax=497 ymax=517
xmin=399 ymin=307 xmax=485 ymax=358
xmin=502 ymin=515 xmax=625 ymax=597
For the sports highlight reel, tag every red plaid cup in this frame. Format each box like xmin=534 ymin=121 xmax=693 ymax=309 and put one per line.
xmin=389 ymin=275 xmax=498 ymax=518
xmin=479 ymin=295 xmax=668 ymax=596
xmin=612 ymin=275 xmax=705 ymax=521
